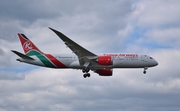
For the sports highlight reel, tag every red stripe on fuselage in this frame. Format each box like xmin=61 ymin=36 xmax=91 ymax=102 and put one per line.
xmin=45 ymin=54 xmax=67 ymax=68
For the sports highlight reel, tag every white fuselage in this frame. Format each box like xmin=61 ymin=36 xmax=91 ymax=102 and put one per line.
xmin=18 ymin=53 xmax=158 ymax=70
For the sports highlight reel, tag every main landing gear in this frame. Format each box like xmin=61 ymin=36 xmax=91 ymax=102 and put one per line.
xmin=82 ymin=67 xmax=90 ymax=78
xmin=143 ymin=67 xmax=148 ymax=74
xmin=83 ymin=73 xmax=90 ymax=78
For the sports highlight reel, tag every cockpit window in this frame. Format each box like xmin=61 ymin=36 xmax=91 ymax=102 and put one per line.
xmin=150 ymin=57 xmax=153 ymax=59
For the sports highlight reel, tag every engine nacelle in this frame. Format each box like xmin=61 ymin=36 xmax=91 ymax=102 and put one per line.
xmin=95 ymin=69 xmax=113 ymax=76
xmin=97 ymin=56 xmax=112 ymax=65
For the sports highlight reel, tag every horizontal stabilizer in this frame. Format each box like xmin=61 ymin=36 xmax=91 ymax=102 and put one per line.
xmin=11 ymin=50 xmax=34 ymax=60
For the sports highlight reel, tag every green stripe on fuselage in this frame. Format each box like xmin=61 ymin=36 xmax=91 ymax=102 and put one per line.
xmin=26 ymin=50 xmax=56 ymax=68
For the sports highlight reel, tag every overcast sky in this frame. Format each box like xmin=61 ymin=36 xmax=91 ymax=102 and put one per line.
xmin=0 ymin=0 xmax=180 ymax=111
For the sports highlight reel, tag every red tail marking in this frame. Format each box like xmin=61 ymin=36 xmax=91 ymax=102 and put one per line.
xmin=45 ymin=54 xmax=67 ymax=68
xmin=18 ymin=33 xmax=43 ymax=54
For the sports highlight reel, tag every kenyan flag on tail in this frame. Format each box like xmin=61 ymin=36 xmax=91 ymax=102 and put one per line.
xmin=17 ymin=33 xmax=67 ymax=68
xmin=18 ymin=33 xmax=44 ymax=56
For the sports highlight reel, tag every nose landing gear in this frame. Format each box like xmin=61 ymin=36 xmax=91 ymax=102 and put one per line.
xmin=143 ymin=67 xmax=148 ymax=74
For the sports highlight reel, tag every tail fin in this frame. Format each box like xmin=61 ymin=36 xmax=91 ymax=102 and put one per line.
xmin=18 ymin=33 xmax=44 ymax=56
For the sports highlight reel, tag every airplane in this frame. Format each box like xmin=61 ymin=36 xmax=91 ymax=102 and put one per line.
xmin=12 ymin=27 xmax=158 ymax=78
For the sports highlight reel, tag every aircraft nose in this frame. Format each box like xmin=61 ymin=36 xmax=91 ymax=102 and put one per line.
xmin=154 ymin=59 xmax=158 ymax=66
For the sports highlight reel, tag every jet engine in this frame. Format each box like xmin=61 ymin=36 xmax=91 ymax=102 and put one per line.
xmin=95 ymin=69 xmax=113 ymax=76
xmin=97 ymin=56 xmax=112 ymax=65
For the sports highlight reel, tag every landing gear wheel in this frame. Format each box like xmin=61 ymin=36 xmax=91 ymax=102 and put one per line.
xmin=83 ymin=73 xmax=91 ymax=78
xmin=143 ymin=71 xmax=146 ymax=74
xmin=82 ymin=70 xmax=86 ymax=73
xmin=87 ymin=73 xmax=90 ymax=77
xmin=82 ymin=68 xmax=90 ymax=73
xmin=83 ymin=74 xmax=87 ymax=78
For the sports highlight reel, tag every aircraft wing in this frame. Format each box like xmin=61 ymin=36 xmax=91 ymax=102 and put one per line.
xmin=49 ymin=27 xmax=97 ymax=65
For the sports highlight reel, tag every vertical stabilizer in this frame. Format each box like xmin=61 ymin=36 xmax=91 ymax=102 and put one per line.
xmin=18 ymin=33 xmax=44 ymax=56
